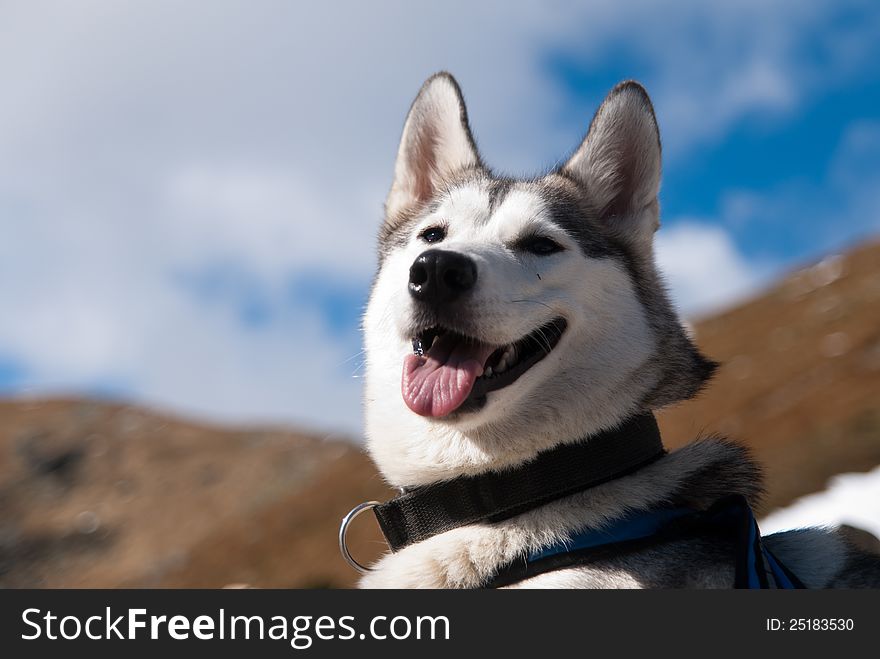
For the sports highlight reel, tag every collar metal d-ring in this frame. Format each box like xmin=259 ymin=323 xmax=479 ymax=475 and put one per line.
xmin=339 ymin=501 xmax=381 ymax=574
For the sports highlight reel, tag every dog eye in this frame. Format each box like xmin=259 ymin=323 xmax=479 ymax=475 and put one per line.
xmin=521 ymin=236 xmax=563 ymax=256
xmin=419 ymin=226 xmax=446 ymax=243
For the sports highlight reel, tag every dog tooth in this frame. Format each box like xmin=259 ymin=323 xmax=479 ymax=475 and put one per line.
xmin=484 ymin=366 xmax=493 ymax=378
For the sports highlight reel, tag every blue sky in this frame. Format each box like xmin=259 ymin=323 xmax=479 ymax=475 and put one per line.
xmin=1 ymin=1 xmax=878 ymax=436
xmin=546 ymin=5 xmax=880 ymax=266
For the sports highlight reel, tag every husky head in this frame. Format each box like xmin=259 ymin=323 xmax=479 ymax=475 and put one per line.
xmin=364 ymin=73 xmax=715 ymax=486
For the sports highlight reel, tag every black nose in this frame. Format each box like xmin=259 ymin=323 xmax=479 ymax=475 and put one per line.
xmin=408 ymin=249 xmax=477 ymax=304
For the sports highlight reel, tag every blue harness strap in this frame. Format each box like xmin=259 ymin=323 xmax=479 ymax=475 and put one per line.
xmin=716 ymin=495 xmax=805 ymax=589
xmin=485 ymin=495 xmax=805 ymax=589
xmin=526 ymin=506 xmax=695 ymax=562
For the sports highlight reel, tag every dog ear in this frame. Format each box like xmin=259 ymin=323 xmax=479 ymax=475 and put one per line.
xmin=561 ymin=81 xmax=661 ymax=251
xmin=386 ymin=72 xmax=482 ymax=220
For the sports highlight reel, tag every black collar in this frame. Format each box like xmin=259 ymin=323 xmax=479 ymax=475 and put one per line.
xmin=373 ymin=412 xmax=666 ymax=551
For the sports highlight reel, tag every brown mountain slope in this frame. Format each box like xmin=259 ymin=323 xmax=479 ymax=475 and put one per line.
xmin=0 ymin=399 xmax=391 ymax=588
xmin=0 ymin=239 xmax=878 ymax=588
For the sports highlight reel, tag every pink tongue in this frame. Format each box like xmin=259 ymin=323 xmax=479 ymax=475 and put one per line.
xmin=402 ymin=334 xmax=497 ymax=417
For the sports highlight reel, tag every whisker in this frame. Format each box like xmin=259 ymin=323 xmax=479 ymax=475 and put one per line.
xmin=337 ymin=349 xmax=366 ymax=368
xmin=538 ymin=330 xmax=553 ymax=353
xmin=507 ymin=298 xmax=555 ymax=312
xmin=527 ymin=328 xmax=553 ymax=354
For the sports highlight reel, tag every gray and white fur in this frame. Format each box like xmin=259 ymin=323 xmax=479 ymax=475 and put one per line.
xmin=359 ymin=72 xmax=880 ymax=588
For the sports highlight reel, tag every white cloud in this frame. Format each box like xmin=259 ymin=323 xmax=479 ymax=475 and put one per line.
xmin=761 ymin=464 xmax=880 ymax=540
xmin=654 ymin=221 xmax=770 ymax=316
xmin=160 ymin=162 xmax=376 ymax=277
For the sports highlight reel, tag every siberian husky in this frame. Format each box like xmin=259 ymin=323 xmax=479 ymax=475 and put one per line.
xmin=357 ymin=72 xmax=880 ymax=588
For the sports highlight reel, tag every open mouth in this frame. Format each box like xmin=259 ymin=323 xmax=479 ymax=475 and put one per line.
xmin=401 ymin=317 xmax=567 ymax=418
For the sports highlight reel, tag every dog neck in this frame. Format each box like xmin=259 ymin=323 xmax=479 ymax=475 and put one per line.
xmin=373 ymin=412 xmax=665 ymax=551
